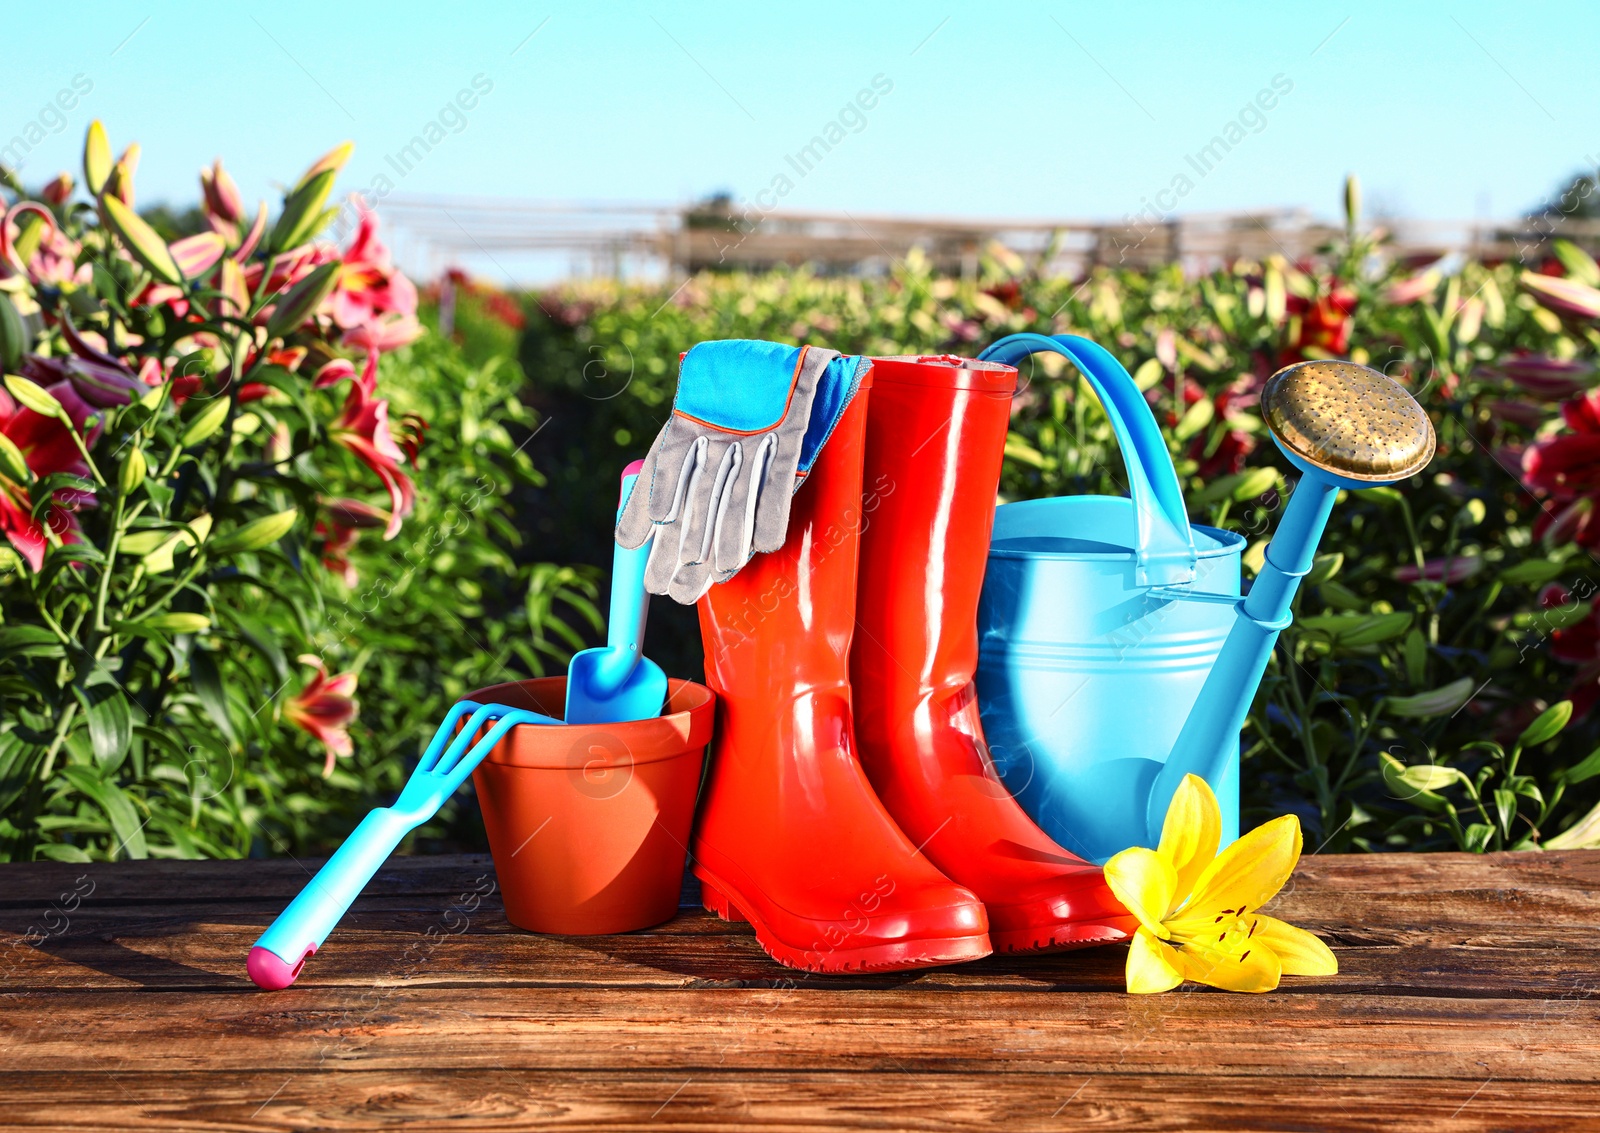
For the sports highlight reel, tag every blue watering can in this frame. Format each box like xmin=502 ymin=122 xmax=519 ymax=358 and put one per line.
xmin=973 ymin=335 xmax=1436 ymax=863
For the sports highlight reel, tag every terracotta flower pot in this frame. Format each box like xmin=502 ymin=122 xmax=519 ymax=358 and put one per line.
xmin=466 ymin=676 xmax=714 ymax=935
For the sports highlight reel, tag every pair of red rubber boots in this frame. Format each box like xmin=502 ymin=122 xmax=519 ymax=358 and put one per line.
xmin=690 ymin=354 xmax=1137 ymax=972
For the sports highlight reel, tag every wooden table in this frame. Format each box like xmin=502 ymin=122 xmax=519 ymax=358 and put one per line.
xmin=2 ymin=850 xmax=1598 ymax=1131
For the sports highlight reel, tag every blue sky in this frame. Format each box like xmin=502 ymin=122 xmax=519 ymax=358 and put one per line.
xmin=4 ymin=2 xmax=1597 ymax=270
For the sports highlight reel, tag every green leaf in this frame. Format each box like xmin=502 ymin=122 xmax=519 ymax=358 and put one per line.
xmin=1494 ymin=787 xmax=1518 ymax=834
xmin=188 ymin=644 xmax=236 ymax=744
xmin=1305 ymin=552 xmax=1344 ymax=587
xmin=265 ymin=261 xmax=341 ymax=338
xmin=61 ymin=766 xmax=147 ymax=860
xmin=1386 ymin=677 xmax=1476 ymax=719
xmin=0 ymin=624 xmax=65 ymax=660
xmin=1297 ymin=610 xmax=1414 ymax=647
xmin=1546 ymin=797 xmax=1600 ymax=849
xmin=36 ymin=843 xmax=93 ymax=863
xmin=1402 ymin=628 xmax=1427 ymax=686
xmin=1517 ymin=600 xmax=1592 ymax=631
xmin=0 ymin=292 xmax=28 ymax=371
xmin=209 ymin=507 xmax=298 ymax=556
xmin=1518 ymin=700 xmax=1573 ymax=750
xmin=71 ymin=684 xmax=133 ymax=769
xmin=1463 ymin=822 xmax=1495 ymax=853
xmin=1499 ymin=558 xmax=1565 ymax=585
xmin=181 ymin=397 xmax=231 ymax=447
xmin=1553 ymin=239 xmax=1600 ymax=287
xmin=1559 ymin=746 xmax=1600 ymax=785
xmin=0 ymin=731 xmax=41 ymax=815
xmin=1317 ymin=580 xmax=1366 ymax=611
xmin=1230 ymin=465 xmax=1278 ymax=501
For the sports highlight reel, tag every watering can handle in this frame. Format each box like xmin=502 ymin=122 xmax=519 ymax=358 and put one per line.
xmin=977 ymin=333 xmax=1197 ymax=586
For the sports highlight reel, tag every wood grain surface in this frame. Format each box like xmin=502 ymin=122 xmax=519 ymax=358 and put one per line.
xmin=2 ymin=851 xmax=1597 ymax=1131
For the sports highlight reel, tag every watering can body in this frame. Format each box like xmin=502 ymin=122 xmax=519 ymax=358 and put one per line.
xmin=976 ymin=497 xmax=1244 ymax=864
xmin=971 ymin=337 xmax=1436 ymax=864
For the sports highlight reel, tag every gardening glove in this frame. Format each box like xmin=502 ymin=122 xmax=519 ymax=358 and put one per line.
xmin=616 ymin=338 xmax=868 ymax=604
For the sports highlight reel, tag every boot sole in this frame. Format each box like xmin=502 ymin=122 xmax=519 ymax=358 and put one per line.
xmin=695 ymin=867 xmax=993 ymax=974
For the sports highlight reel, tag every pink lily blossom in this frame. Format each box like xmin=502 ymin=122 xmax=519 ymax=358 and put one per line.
xmin=284 ymin=655 xmax=359 ymax=777
xmin=327 ymin=352 xmax=416 ymax=539
xmin=1393 ymin=556 xmax=1484 ymax=585
xmin=0 ymin=380 xmax=99 ymax=571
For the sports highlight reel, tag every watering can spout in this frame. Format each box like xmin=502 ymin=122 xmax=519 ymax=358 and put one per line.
xmin=1145 ymin=360 xmax=1437 ymax=842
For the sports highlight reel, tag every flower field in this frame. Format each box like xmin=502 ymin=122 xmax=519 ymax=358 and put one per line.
xmin=7 ymin=133 xmax=1600 ymax=862
xmin=520 ymin=186 xmax=1600 ymax=855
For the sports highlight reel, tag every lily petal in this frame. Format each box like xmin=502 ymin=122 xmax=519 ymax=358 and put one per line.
xmin=1177 ymin=936 xmax=1282 ymax=994
xmin=1173 ymin=813 xmax=1302 ymax=930
xmin=1251 ymin=915 xmax=1338 ymax=976
xmin=1103 ymin=846 xmax=1177 ymax=940
xmin=1157 ymin=773 xmax=1221 ymax=911
xmin=1126 ymin=926 xmax=1184 ymax=994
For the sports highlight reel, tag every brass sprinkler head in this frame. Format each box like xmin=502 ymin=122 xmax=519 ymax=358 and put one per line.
xmin=1260 ymin=359 xmax=1436 ymax=483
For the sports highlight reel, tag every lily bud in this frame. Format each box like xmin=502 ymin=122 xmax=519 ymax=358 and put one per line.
xmin=119 ymin=445 xmax=147 ymax=495
xmin=268 ymin=169 xmax=338 ymax=254
xmin=83 ymin=120 xmax=112 ymax=194
xmin=41 ymin=172 xmax=74 ymax=205
xmin=1522 ymin=271 xmax=1600 ymax=321
xmin=200 ymin=158 xmax=244 ymax=224
xmin=98 ymin=194 xmax=184 ymax=286
xmin=209 ymin=507 xmax=299 ymax=555
xmin=218 ymin=257 xmax=248 ymax=319
xmin=170 ymin=232 xmax=227 ymax=280
xmin=0 ymin=431 xmax=31 ymax=485
xmin=1343 ymin=173 xmax=1361 ymax=233
xmin=293 ymin=141 xmax=353 ymax=192
xmin=104 ymin=143 xmax=141 ymax=208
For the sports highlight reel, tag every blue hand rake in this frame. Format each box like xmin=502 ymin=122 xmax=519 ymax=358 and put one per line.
xmin=248 ymin=699 xmax=558 ymax=989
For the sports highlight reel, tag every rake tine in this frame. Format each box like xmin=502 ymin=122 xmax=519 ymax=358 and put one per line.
xmin=435 ymin=701 xmax=515 ymax=775
xmin=440 ymin=708 xmax=560 ymax=793
xmin=416 ymin=700 xmax=483 ymax=773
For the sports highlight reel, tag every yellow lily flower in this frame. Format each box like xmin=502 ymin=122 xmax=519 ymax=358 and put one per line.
xmin=1103 ymin=774 xmax=1337 ymax=994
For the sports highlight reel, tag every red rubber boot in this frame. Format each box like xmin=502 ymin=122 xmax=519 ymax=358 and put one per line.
xmin=692 ymin=374 xmax=992 ymax=974
xmin=851 ymin=355 xmax=1138 ymax=954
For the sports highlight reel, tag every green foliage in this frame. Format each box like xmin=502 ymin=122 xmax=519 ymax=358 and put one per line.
xmin=519 ymin=203 xmax=1600 ymax=854
xmin=0 ymin=125 xmax=595 ymax=861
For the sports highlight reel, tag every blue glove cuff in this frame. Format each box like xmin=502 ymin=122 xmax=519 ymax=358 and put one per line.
xmin=675 ymin=340 xmax=805 ymax=432
xmin=798 ymin=354 xmax=870 ymax=475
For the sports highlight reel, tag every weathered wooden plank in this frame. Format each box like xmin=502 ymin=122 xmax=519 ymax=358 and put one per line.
xmin=0 ymin=854 xmax=506 ymax=907
xmin=7 ymin=850 xmax=1600 ymax=907
xmin=6 ymin=920 xmax=1600 ymax=1001
xmin=0 ymin=1069 xmax=1580 ymax=1132
xmin=3 ymin=987 xmax=1597 ymax=1080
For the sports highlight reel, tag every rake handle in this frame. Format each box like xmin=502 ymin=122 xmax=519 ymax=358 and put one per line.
xmin=248 ymin=807 xmax=416 ymax=989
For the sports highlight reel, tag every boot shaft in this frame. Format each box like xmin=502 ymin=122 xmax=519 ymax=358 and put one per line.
xmin=698 ymin=385 xmax=873 ymax=701
xmin=856 ymin=355 xmax=1017 ymax=692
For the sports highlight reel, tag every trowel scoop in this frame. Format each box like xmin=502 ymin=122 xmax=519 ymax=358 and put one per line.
xmin=564 ymin=461 xmax=668 ymax=725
